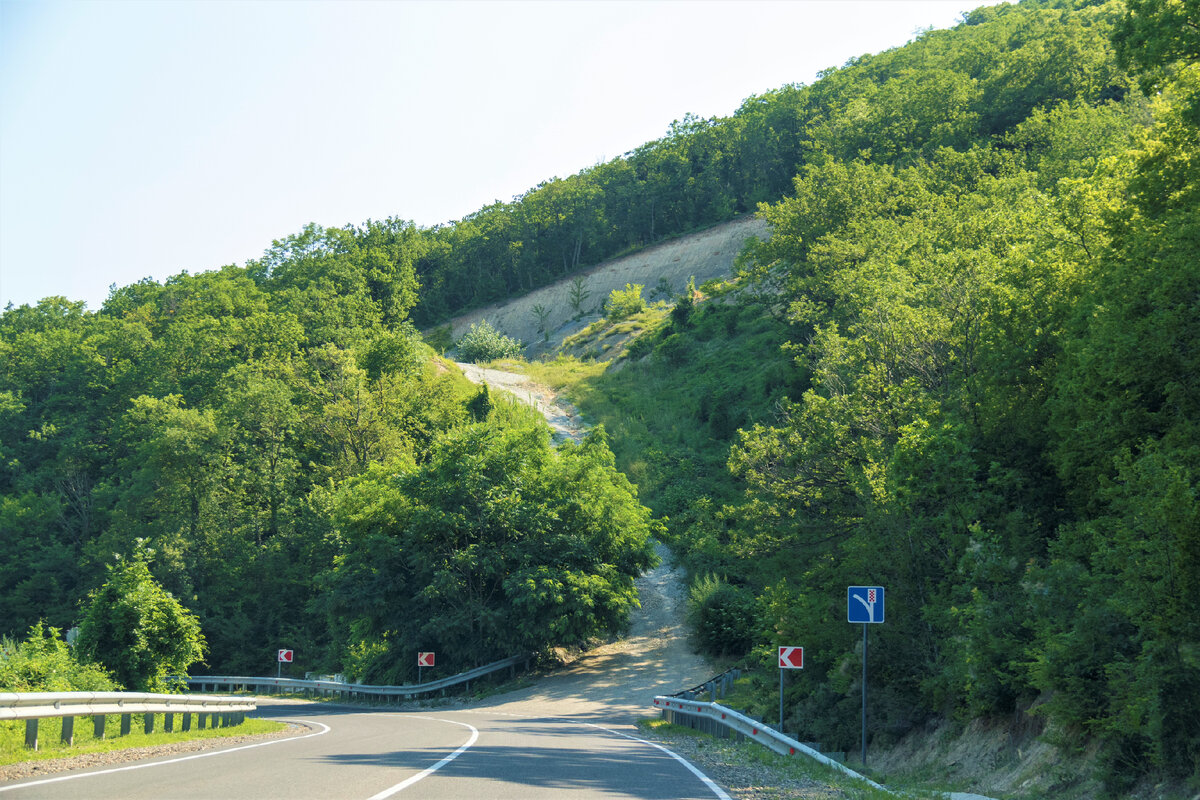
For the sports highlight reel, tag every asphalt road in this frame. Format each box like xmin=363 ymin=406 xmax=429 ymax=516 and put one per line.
xmin=0 ymin=700 xmax=729 ymax=799
xmin=1 ymin=544 xmax=724 ymax=799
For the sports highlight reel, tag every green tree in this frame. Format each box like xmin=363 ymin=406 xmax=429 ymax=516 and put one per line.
xmin=325 ymin=422 xmax=659 ymax=682
xmin=76 ymin=551 xmax=207 ymax=690
xmin=568 ymin=276 xmax=590 ymax=317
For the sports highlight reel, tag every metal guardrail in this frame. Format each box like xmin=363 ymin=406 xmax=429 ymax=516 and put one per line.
xmin=671 ymin=666 xmax=741 ymax=702
xmin=652 ymin=696 xmax=890 ymax=794
xmin=189 ymin=653 xmax=531 ymax=701
xmin=0 ymin=691 xmax=257 ymax=750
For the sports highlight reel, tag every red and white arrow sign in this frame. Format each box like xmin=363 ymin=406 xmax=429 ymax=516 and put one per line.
xmin=417 ymin=651 xmax=435 ymax=668
xmin=778 ymin=646 xmax=803 ymax=669
xmin=277 ymin=649 xmax=293 ymax=663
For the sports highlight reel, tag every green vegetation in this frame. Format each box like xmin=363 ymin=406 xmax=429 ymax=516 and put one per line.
xmin=325 ymin=422 xmax=659 ymax=684
xmin=454 ymin=319 xmax=525 ymax=362
xmin=604 ymin=283 xmax=646 ymax=321
xmin=1 ymin=0 xmax=1197 ymax=794
xmin=76 ymin=550 xmax=206 ymax=691
xmin=0 ymin=716 xmax=286 ymax=767
xmin=530 ymin=2 xmax=1199 ymax=794
xmin=0 ymin=624 xmax=116 ymax=692
xmin=0 ymin=196 xmax=655 ymax=687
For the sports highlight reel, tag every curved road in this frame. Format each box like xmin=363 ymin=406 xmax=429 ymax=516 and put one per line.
xmin=1 ymin=702 xmax=726 ymax=799
xmin=0 ymin=547 xmax=723 ymax=799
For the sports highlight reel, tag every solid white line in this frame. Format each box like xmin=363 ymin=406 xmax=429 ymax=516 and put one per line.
xmin=365 ymin=715 xmax=479 ymax=799
xmin=0 ymin=719 xmax=331 ymax=793
xmin=580 ymin=721 xmax=734 ymax=800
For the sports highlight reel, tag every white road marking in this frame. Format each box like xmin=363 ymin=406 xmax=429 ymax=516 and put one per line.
xmin=580 ymin=721 xmax=734 ymax=800
xmin=440 ymin=709 xmax=732 ymax=800
xmin=366 ymin=715 xmax=479 ymax=799
xmin=0 ymin=719 xmax=331 ymax=793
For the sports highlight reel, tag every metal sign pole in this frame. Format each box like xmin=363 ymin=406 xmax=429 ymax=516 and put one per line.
xmin=861 ymin=622 xmax=867 ymax=766
xmin=779 ymin=668 xmax=784 ymax=729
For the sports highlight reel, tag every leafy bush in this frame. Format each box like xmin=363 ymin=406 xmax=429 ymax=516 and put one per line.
xmin=0 ymin=622 xmax=117 ymax=691
xmin=76 ymin=554 xmax=207 ymax=691
xmin=654 ymin=333 xmax=689 ymax=366
xmin=605 ymin=284 xmax=645 ymax=321
xmin=466 ymin=384 xmax=493 ymax=421
xmin=687 ymin=574 xmax=755 ymax=657
xmin=455 ymin=320 xmax=524 ymax=363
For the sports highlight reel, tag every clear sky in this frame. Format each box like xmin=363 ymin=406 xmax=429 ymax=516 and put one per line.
xmin=0 ymin=0 xmax=1003 ymax=312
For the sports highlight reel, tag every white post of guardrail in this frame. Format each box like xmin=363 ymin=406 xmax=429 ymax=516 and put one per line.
xmin=24 ymin=719 xmax=37 ymax=750
xmin=61 ymin=715 xmax=74 ymax=745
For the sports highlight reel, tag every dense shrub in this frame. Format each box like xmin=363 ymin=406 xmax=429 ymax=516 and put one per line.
xmin=686 ymin=574 xmax=755 ymax=657
xmin=455 ymin=320 xmax=525 ymax=363
xmin=0 ymin=623 xmax=117 ymax=691
xmin=605 ymin=284 xmax=645 ymax=321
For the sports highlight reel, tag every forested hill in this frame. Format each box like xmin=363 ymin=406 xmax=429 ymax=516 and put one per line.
xmin=2 ymin=0 xmax=1198 ymax=794
xmin=514 ymin=0 xmax=1195 ymax=795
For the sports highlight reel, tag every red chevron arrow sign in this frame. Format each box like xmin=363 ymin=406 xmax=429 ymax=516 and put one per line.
xmin=778 ymin=646 xmax=803 ymax=669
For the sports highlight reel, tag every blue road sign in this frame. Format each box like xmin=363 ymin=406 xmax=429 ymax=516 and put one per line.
xmin=848 ymin=586 xmax=885 ymax=623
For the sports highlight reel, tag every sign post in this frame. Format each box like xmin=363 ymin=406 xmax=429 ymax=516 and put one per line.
xmin=417 ymin=651 xmax=435 ymax=683
xmin=777 ymin=646 xmax=803 ymax=729
xmin=847 ymin=586 xmax=884 ymax=766
xmin=277 ymin=649 xmax=293 ymax=679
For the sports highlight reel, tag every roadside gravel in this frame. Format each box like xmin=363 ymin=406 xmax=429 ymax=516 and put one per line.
xmin=637 ymin=729 xmax=848 ymax=800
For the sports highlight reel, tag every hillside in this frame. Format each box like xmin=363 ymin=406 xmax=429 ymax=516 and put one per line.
xmin=3 ymin=1 xmax=1197 ymax=796
xmin=442 ymin=215 xmax=768 ymax=357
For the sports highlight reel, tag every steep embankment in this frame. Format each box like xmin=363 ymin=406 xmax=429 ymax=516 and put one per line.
xmin=446 ymin=215 xmax=768 ymax=356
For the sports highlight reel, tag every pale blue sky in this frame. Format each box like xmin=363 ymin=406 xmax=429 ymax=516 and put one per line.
xmin=0 ymin=0 xmax=1002 ymax=311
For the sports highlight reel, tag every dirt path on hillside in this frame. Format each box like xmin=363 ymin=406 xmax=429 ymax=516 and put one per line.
xmin=486 ymin=540 xmax=712 ymax=724
xmin=456 ymin=361 xmax=714 ymax=717
xmin=456 ymin=362 xmax=588 ymax=444
xmin=453 ymin=364 xmax=877 ymax=798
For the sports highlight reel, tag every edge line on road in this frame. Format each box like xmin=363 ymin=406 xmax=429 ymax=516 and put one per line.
xmin=0 ymin=719 xmax=331 ymax=794
xmin=579 ymin=721 xmax=734 ymax=800
xmin=366 ymin=715 xmax=479 ymax=799
xmin=443 ymin=708 xmax=733 ymax=799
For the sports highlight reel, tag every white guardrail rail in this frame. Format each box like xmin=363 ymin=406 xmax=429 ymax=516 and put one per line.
xmin=652 ymin=696 xmax=890 ymax=794
xmin=0 ymin=691 xmax=257 ymax=750
xmin=189 ymin=653 xmax=530 ymax=702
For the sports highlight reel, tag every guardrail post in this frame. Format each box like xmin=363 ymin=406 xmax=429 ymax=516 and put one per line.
xmin=165 ymin=713 xmax=174 ymax=732
xmin=198 ymin=713 xmax=207 ymax=729
xmin=24 ymin=719 xmax=38 ymax=750
xmin=61 ymin=716 xmax=74 ymax=745
xmin=94 ymin=714 xmax=106 ymax=739
xmin=145 ymin=713 xmax=155 ymax=734
xmin=182 ymin=713 xmax=192 ymax=731
xmin=120 ymin=714 xmax=131 ymax=737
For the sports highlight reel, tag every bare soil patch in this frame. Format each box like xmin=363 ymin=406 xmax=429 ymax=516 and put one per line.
xmin=444 ymin=215 xmax=768 ymax=356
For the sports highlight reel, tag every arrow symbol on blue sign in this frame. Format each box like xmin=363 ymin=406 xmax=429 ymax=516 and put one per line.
xmin=848 ymin=586 xmax=885 ymax=624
